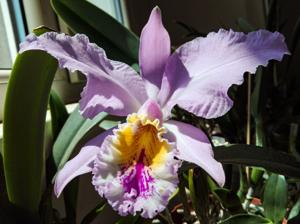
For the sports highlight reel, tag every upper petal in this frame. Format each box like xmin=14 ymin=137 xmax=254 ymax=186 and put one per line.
xmin=163 ymin=29 xmax=289 ymax=119
xmin=164 ymin=120 xmax=225 ymax=186
xmin=139 ymin=7 xmax=171 ymax=97
xmin=54 ymin=129 xmax=111 ymax=197
xmin=20 ymin=32 xmax=148 ymax=118
xmin=157 ymin=53 xmax=190 ymax=110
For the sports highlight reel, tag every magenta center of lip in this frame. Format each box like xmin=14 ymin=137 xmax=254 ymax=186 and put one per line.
xmin=121 ymin=150 xmax=154 ymax=198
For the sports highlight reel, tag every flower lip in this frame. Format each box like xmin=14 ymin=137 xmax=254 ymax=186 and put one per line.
xmin=121 ymin=149 xmax=154 ymax=197
xmin=115 ymin=113 xmax=169 ymax=168
xmin=92 ymin=113 xmax=180 ymax=218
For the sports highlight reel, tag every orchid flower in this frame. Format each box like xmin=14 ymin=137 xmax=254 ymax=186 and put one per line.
xmin=20 ymin=7 xmax=288 ymax=218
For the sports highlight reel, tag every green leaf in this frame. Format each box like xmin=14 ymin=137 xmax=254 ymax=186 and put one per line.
xmin=52 ymin=107 xmax=121 ymax=222
xmin=49 ymin=90 xmax=68 ymax=140
xmin=214 ymin=188 xmax=244 ymax=214
xmin=53 ymin=108 xmax=120 ymax=171
xmin=237 ymin=166 xmax=249 ymax=202
xmin=251 ymin=68 xmax=268 ymax=185
xmin=289 ymin=123 xmax=300 ymax=161
xmin=251 ymin=67 xmax=268 ymax=118
xmin=50 ymin=107 xmax=86 ymax=224
xmin=236 ymin=18 xmax=255 ymax=33
xmin=33 ymin=25 xmax=56 ymax=36
xmin=263 ymin=174 xmax=287 ymax=224
xmin=2 ymin=51 xmax=58 ymax=213
xmin=219 ymin=214 xmax=272 ymax=224
xmin=213 ymin=144 xmax=300 ymax=178
xmin=288 ymin=198 xmax=300 ymax=220
xmin=51 ymin=0 xmax=139 ymax=65
xmin=178 ymin=173 xmax=193 ymax=223
xmin=48 ymin=90 xmax=69 ymax=207
xmin=63 ymin=179 xmax=78 ymax=224
xmin=81 ymin=200 xmax=106 ymax=224
xmin=0 ymin=152 xmax=9 ymax=211
xmin=52 ymin=107 xmax=84 ymax=169
xmin=250 ymin=167 xmax=264 ymax=185
xmin=188 ymin=168 xmax=209 ymax=223
xmin=39 ymin=187 xmax=54 ymax=224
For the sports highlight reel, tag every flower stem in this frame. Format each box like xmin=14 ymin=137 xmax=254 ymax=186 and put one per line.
xmin=163 ymin=208 xmax=175 ymax=224
xmin=178 ymin=174 xmax=193 ymax=222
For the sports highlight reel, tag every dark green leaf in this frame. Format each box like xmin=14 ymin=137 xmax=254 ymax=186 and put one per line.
xmin=251 ymin=69 xmax=268 ymax=184
xmin=51 ymin=0 xmax=139 ymax=65
xmin=52 ymin=107 xmax=84 ymax=169
xmin=33 ymin=25 xmax=56 ymax=36
xmin=53 ymin=109 xmax=120 ymax=171
xmin=251 ymin=67 xmax=267 ymax=118
xmin=188 ymin=168 xmax=209 ymax=223
xmin=52 ymin=107 xmax=121 ymax=222
xmin=0 ymin=152 xmax=9 ymax=211
xmin=214 ymin=188 xmax=244 ymax=214
xmin=178 ymin=174 xmax=193 ymax=222
xmin=236 ymin=18 xmax=255 ymax=33
xmin=81 ymin=200 xmax=106 ymax=224
xmin=266 ymin=0 xmax=278 ymax=31
xmin=289 ymin=123 xmax=300 ymax=161
xmin=213 ymin=144 xmax=300 ymax=178
xmin=39 ymin=187 xmax=54 ymax=224
xmin=263 ymin=174 xmax=287 ymax=223
xmin=51 ymin=107 xmax=86 ymax=223
xmin=3 ymin=51 xmax=58 ymax=213
xmin=48 ymin=90 xmax=69 ymax=220
xmin=250 ymin=167 xmax=264 ymax=185
xmin=237 ymin=166 xmax=249 ymax=202
xmin=219 ymin=214 xmax=272 ymax=224
xmin=49 ymin=90 xmax=68 ymax=140
xmin=63 ymin=179 xmax=78 ymax=224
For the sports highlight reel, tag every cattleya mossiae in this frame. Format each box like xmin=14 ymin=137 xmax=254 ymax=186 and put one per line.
xmin=20 ymin=7 xmax=289 ymax=218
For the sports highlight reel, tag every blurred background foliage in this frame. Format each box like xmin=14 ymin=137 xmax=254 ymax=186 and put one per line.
xmin=2 ymin=0 xmax=300 ymax=223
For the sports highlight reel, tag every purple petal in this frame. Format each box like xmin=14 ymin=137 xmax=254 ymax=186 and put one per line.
xmin=164 ymin=29 xmax=289 ymax=118
xmin=20 ymin=32 xmax=148 ymax=118
xmin=157 ymin=53 xmax=190 ymax=110
xmin=164 ymin=120 xmax=225 ymax=186
xmin=139 ymin=7 xmax=171 ymax=97
xmin=54 ymin=129 xmax=111 ymax=197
